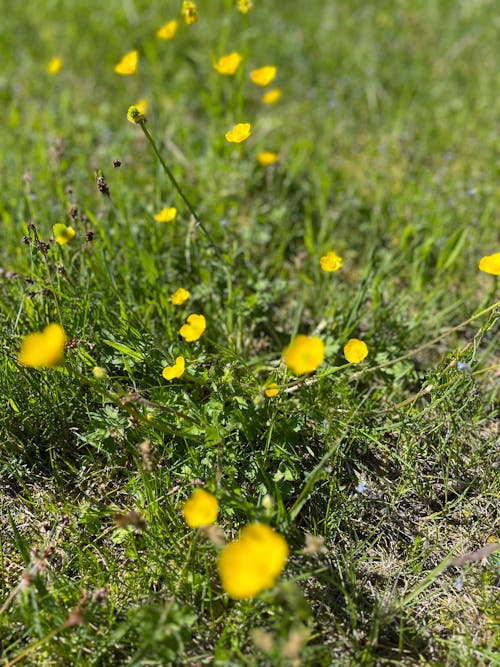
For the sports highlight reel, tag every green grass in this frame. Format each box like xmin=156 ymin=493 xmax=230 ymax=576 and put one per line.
xmin=0 ymin=1 xmax=499 ymax=665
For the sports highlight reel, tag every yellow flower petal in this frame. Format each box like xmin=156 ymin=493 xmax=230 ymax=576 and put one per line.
xmin=115 ymin=50 xmax=138 ymax=75
xmin=182 ymin=489 xmax=218 ymax=527
xmin=320 ymin=251 xmax=343 ymax=272
xmin=262 ymin=88 xmax=282 ymax=104
xmin=154 ymin=207 xmax=177 ymax=223
xmin=236 ymin=0 xmax=253 ymax=13
xmin=343 ymin=338 xmax=368 ymax=364
xmin=182 ymin=1 xmax=199 ymax=25
xmin=47 ymin=57 xmax=62 ymax=74
xmin=478 ymin=253 xmax=500 ymax=276
xmin=171 ymin=288 xmax=190 ymax=306
xmin=53 ymin=223 xmax=75 ymax=245
xmin=283 ymin=335 xmax=325 ymax=375
xmin=250 ymin=66 xmax=277 ymax=87
xmin=162 ymin=356 xmax=185 ymax=380
xmin=265 ymin=383 xmax=279 ymax=397
xmin=156 ymin=19 xmax=178 ymax=40
xmin=213 ymin=51 xmax=243 ymax=75
xmin=225 ymin=123 xmax=251 ymax=143
xmin=257 ymin=151 xmax=279 ymax=167
xmin=180 ymin=314 xmax=206 ymax=342
xmin=18 ymin=323 xmax=67 ymax=368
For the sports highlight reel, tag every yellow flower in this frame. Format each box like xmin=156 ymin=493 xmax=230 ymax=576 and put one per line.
xmin=262 ymin=88 xmax=282 ymax=104
xmin=47 ymin=57 xmax=62 ymax=75
xmin=171 ymin=288 xmax=190 ymax=306
xmin=115 ymin=50 xmax=138 ymax=75
xmin=478 ymin=253 xmax=500 ymax=276
xmin=156 ymin=19 xmax=178 ymax=40
xmin=265 ymin=383 xmax=279 ymax=398
xmin=135 ymin=99 xmax=148 ymax=115
xmin=154 ymin=207 xmax=177 ymax=223
xmin=53 ymin=223 xmax=75 ymax=245
xmin=250 ymin=66 xmax=277 ymax=87
xmin=213 ymin=52 xmax=243 ymax=75
xmin=127 ymin=105 xmax=145 ymax=124
xmin=283 ymin=335 xmax=325 ymax=375
xmin=180 ymin=314 xmax=206 ymax=342
xmin=183 ymin=489 xmax=218 ymax=527
xmin=343 ymin=338 xmax=368 ymax=364
xmin=181 ymin=1 xmax=199 ymax=25
xmin=320 ymin=251 xmax=343 ymax=272
xmin=18 ymin=323 xmax=66 ymax=368
xmin=92 ymin=366 xmax=107 ymax=379
xmin=218 ymin=524 xmax=288 ymax=599
xmin=236 ymin=0 xmax=253 ymax=13
xmin=225 ymin=123 xmax=252 ymax=143
xmin=162 ymin=356 xmax=185 ymax=380
xmin=257 ymin=151 xmax=279 ymax=167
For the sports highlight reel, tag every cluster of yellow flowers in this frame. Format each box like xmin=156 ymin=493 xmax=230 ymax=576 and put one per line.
xmin=182 ymin=488 xmax=288 ymax=600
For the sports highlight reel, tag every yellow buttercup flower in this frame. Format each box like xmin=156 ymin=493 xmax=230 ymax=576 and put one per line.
xmin=213 ymin=52 xmax=243 ymax=75
xmin=156 ymin=19 xmax=178 ymax=40
xmin=18 ymin=323 xmax=66 ymax=369
xmin=127 ymin=105 xmax=145 ymax=124
xmin=478 ymin=253 xmax=500 ymax=276
xmin=154 ymin=207 xmax=177 ymax=223
xmin=320 ymin=251 xmax=343 ymax=272
xmin=218 ymin=524 xmax=288 ymax=599
xmin=115 ymin=50 xmax=138 ymax=75
xmin=53 ymin=223 xmax=75 ymax=245
xmin=257 ymin=151 xmax=279 ymax=167
xmin=47 ymin=57 xmax=63 ymax=74
xmin=181 ymin=1 xmax=199 ymax=25
xmin=344 ymin=338 xmax=368 ymax=364
xmin=283 ymin=335 xmax=325 ymax=375
xmin=225 ymin=123 xmax=251 ymax=143
xmin=92 ymin=366 xmax=107 ymax=379
xmin=162 ymin=356 xmax=185 ymax=381
xmin=180 ymin=314 xmax=206 ymax=342
xmin=171 ymin=288 xmax=190 ymax=306
xmin=265 ymin=383 xmax=279 ymax=398
xmin=262 ymin=88 xmax=282 ymax=104
xmin=182 ymin=489 xmax=218 ymax=527
xmin=236 ymin=0 xmax=253 ymax=13
xmin=250 ymin=66 xmax=277 ymax=87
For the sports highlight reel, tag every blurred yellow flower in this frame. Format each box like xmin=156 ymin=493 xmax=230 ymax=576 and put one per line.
xmin=53 ymin=223 xmax=75 ymax=245
xmin=92 ymin=366 xmax=107 ymax=379
xmin=47 ymin=57 xmax=63 ymax=74
xmin=257 ymin=151 xmax=279 ymax=167
xmin=250 ymin=66 xmax=277 ymax=87
xmin=180 ymin=314 xmax=206 ymax=342
xmin=344 ymin=338 xmax=368 ymax=364
xmin=171 ymin=288 xmax=190 ymax=306
xmin=127 ymin=105 xmax=145 ymax=124
xmin=225 ymin=123 xmax=251 ymax=143
xmin=478 ymin=253 xmax=500 ymax=276
xmin=182 ymin=1 xmax=199 ymax=25
xmin=262 ymin=88 xmax=282 ymax=104
xmin=236 ymin=0 xmax=253 ymax=13
xmin=183 ymin=489 xmax=218 ymax=527
xmin=154 ymin=207 xmax=177 ymax=223
xmin=213 ymin=52 xmax=243 ymax=75
xmin=18 ymin=323 xmax=66 ymax=368
xmin=283 ymin=335 xmax=325 ymax=375
xmin=218 ymin=524 xmax=288 ymax=599
xmin=265 ymin=383 xmax=279 ymax=397
xmin=320 ymin=251 xmax=343 ymax=272
xmin=156 ymin=19 xmax=178 ymax=40
xmin=162 ymin=356 xmax=185 ymax=380
xmin=115 ymin=50 xmax=138 ymax=75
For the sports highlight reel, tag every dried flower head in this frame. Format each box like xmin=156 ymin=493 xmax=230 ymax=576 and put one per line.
xmin=213 ymin=52 xmax=243 ymax=75
xmin=18 ymin=323 xmax=66 ymax=368
xmin=182 ymin=489 xmax=218 ymax=527
xmin=225 ymin=123 xmax=252 ymax=143
xmin=180 ymin=314 xmax=206 ymax=342
xmin=115 ymin=50 xmax=138 ymax=75
xmin=250 ymin=66 xmax=277 ymax=87
xmin=344 ymin=338 xmax=368 ymax=363
xmin=162 ymin=356 xmax=185 ymax=380
xmin=283 ymin=335 xmax=325 ymax=375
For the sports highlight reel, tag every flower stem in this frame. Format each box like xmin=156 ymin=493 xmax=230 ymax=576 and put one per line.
xmin=138 ymin=121 xmax=221 ymax=254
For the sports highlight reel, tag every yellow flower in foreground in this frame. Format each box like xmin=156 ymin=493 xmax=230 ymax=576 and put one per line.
xmin=18 ymin=323 xmax=66 ymax=368
xmin=162 ymin=356 xmax=185 ymax=381
xmin=183 ymin=489 xmax=218 ymax=527
xmin=213 ymin=51 xmax=243 ymax=75
xmin=344 ymin=338 xmax=368 ymax=364
xmin=53 ymin=223 xmax=75 ymax=245
xmin=92 ymin=366 xmax=107 ymax=379
xmin=265 ymin=383 xmax=279 ymax=398
xmin=115 ymin=50 xmax=138 ymax=75
xmin=237 ymin=0 xmax=253 ymax=13
xmin=156 ymin=19 xmax=178 ymax=40
xmin=478 ymin=253 xmax=500 ymax=276
xmin=257 ymin=151 xmax=279 ymax=167
xmin=182 ymin=1 xmax=199 ymax=25
xmin=218 ymin=524 xmax=288 ymax=599
xmin=127 ymin=105 xmax=145 ymax=124
xmin=154 ymin=207 xmax=177 ymax=223
xmin=250 ymin=66 xmax=277 ymax=87
xmin=283 ymin=335 xmax=325 ymax=375
xmin=320 ymin=251 xmax=343 ymax=272
xmin=180 ymin=314 xmax=206 ymax=342
xmin=262 ymin=88 xmax=282 ymax=104
xmin=47 ymin=57 xmax=62 ymax=74
xmin=225 ymin=123 xmax=251 ymax=143
xmin=171 ymin=288 xmax=190 ymax=306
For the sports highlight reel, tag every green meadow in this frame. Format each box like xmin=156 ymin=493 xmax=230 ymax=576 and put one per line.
xmin=0 ymin=1 xmax=499 ymax=665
